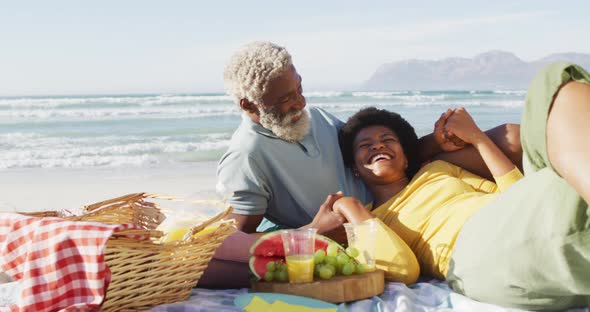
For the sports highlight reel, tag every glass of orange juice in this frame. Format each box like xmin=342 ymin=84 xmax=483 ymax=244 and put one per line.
xmin=281 ymin=228 xmax=316 ymax=283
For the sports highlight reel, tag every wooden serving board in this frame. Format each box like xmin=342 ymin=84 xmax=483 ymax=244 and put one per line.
xmin=251 ymin=269 xmax=384 ymax=303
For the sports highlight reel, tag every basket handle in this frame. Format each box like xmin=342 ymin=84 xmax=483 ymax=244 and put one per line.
xmin=84 ymin=193 xmax=150 ymax=212
xmin=190 ymin=206 xmax=233 ymax=235
xmin=83 ymin=192 xmax=183 ymax=217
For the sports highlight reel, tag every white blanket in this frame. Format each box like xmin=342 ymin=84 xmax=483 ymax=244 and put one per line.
xmin=148 ymin=280 xmax=590 ymax=312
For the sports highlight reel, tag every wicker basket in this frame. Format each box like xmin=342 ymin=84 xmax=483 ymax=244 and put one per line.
xmin=24 ymin=192 xmax=236 ymax=312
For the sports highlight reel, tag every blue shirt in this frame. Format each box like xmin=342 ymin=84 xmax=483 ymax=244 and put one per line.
xmin=216 ymin=107 xmax=369 ymax=231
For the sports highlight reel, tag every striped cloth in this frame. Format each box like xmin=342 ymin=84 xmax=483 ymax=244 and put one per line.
xmin=0 ymin=213 xmax=142 ymax=312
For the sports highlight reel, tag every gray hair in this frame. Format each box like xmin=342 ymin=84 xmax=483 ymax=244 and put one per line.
xmin=223 ymin=41 xmax=293 ymax=106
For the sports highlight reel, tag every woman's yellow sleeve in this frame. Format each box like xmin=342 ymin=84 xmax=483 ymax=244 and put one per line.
xmin=493 ymin=166 xmax=524 ymax=192
xmin=373 ymin=218 xmax=420 ymax=285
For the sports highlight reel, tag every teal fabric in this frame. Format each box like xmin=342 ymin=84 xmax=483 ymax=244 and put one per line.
xmin=257 ymin=218 xmax=282 ymax=232
xmin=447 ymin=63 xmax=590 ymax=311
xmin=217 ymin=107 xmax=369 ymax=231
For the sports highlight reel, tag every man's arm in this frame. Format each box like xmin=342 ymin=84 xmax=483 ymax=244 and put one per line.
xmin=225 ymin=193 xmax=345 ymax=238
xmin=417 ymin=109 xmax=522 ymax=180
xmin=225 ymin=213 xmax=266 ymax=237
xmin=431 ymin=124 xmax=522 ymax=180
xmin=218 ymin=149 xmax=272 ymax=237
xmin=443 ymin=107 xmax=518 ymax=178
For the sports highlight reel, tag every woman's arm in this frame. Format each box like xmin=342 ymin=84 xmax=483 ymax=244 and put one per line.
xmin=443 ymin=107 xmax=517 ymax=178
xmin=332 ymin=196 xmax=420 ymax=285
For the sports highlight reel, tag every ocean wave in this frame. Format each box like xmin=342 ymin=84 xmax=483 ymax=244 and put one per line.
xmin=0 ymin=134 xmax=231 ymax=169
xmin=310 ymin=94 xmax=524 ymax=106
xmin=2 ymin=132 xmax=231 ymax=148
xmin=492 ymin=90 xmax=527 ymax=96
xmin=349 ymin=92 xmax=448 ymax=101
xmin=0 ymin=154 xmax=161 ymax=169
xmin=303 ymin=91 xmax=345 ymax=98
xmin=2 ymin=99 xmax=524 ymax=124
xmin=2 ymin=105 xmax=241 ymax=121
xmin=352 ymin=91 xmax=410 ymax=97
xmin=0 ymin=94 xmax=233 ymax=109
xmin=312 ymin=98 xmax=524 ymax=108
xmin=0 ymin=132 xmax=42 ymax=143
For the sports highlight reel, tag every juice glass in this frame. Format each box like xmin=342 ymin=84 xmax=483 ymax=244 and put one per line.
xmin=344 ymin=220 xmax=377 ymax=271
xmin=281 ymin=228 xmax=316 ymax=283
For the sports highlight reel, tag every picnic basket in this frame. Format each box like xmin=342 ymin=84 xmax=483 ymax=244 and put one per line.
xmin=25 ymin=192 xmax=236 ymax=312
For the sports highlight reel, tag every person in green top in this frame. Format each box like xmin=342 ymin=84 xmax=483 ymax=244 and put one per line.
xmin=330 ymin=63 xmax=590 ymax=310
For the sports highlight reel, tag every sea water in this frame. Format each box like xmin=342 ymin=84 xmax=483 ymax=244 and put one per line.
xmin=0 ymin=90 xmax=525 ymax=170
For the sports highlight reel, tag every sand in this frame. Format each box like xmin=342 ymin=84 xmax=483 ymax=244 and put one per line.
xmin=0 ymin=161 xmax=219 ymax=213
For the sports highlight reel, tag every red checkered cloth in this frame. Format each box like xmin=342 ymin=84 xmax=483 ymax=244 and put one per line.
xmin=0 ymin=213 xmax=144 ymax=312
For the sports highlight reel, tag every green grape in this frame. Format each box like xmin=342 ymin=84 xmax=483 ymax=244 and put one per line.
xmin=335 ymin=263 xmax=344 ymax=275
xmin=358 ymin=263 xmax=376 ymax=273
xmin=314 ymin=250 xmax=326 ymax=264
xmin=336 ymin=253 xmax=350 ymax=266
xmin=326 ymin=244 xmax=339 ymax=257
xmin=318 ymin=265 xmax=334 ymax=279
xmin=325 ymin=256 xmax=337 ymax=266
xmin=264 ymin=271 xmax=274 ymax=282
xmin=324 ymin=263 xmax=336 ymax=276
xmin=346 ymin=246 xmax=360 ymax=258
xmin=342 ymin=262 xmax=355 ymax=276
xmin=356 ymin=263 xmax=366 ymax=274
xmin=276 ymin=261 xmax=286 ymax=271
xmin=266 ymin=261 xmax=276 ymax=272
xmin=275 ymin=269 xmax=288 ymax=282
xmin=314 ymin=264 xmax=322 ymax=277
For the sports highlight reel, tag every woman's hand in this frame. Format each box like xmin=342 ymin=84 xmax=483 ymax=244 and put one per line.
xmin=434 ymin=109 xmax=466 ymax=152
xmin=445 ymin=107 xmax=517 ymax=178
xmin=333 ymin=196 xmax=373 ymax=224
xmin=307 ymin=193 xmax=345 ymax=234
xmin=443 ymin=107 xmax=485 ymax=145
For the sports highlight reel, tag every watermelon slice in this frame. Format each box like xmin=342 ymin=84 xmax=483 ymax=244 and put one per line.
xmin=248 ymin=232 xmax=344 ymax=280
xmin=248 ymin=256 xmax=284 ymax=280
xmin=249 ymin=231 xmax=338 ymax=257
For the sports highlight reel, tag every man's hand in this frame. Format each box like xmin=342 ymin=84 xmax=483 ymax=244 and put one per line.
xmin=434 ymin=109 xmax=466 ymax=152
xmin=308 ymin=193 xmax=345 ymax=234
xmin=444 ymin=107 xmax=485 ymax=145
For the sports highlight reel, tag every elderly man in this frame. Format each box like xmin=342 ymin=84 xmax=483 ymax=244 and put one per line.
xmin=217 ymin=41 xmax=369 ymax=234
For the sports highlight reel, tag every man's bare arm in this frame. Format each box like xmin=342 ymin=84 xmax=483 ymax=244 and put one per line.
xmin=432 ymin=124 xmax=522 ymax=180
xmin=224 ymin=213 xmax=266 ymax=237
xmin=418 ymin=119 xmax=522 ymax=180
xmin=224 ymin=193 xmax=345 ymax=238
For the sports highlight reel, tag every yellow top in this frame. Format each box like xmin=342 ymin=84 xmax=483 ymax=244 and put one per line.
xmin=371 ymin=160 xmax=523 ymax=279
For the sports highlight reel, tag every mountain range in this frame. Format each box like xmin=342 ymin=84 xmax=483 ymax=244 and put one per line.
xmin=363 ymin=51 xmax=590 ymax=90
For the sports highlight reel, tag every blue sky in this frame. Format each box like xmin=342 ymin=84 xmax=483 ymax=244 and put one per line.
xmin=1 ymin=0 xmax=589 ymax=96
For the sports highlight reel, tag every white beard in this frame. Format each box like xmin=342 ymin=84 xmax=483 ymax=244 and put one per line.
xmin=259 ymin=109 xmax=310 ymax=143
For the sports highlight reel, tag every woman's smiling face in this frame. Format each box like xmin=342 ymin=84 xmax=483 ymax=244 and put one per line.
xmin=352 ymin=125 xmax=408 ymax=185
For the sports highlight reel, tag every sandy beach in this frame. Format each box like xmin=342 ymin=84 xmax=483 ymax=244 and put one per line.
xmin=0 ymin=161 xmax=219 ymax=213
